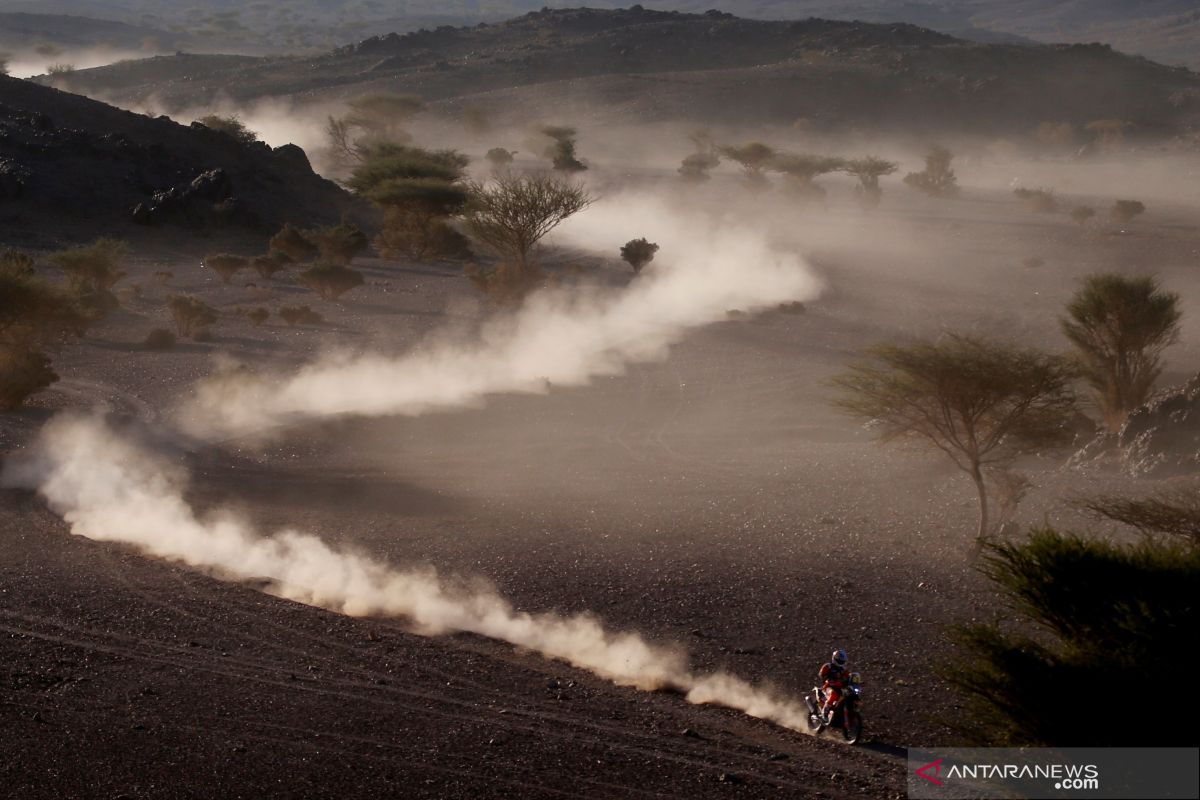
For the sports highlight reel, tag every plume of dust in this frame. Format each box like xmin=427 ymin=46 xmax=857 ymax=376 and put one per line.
xmin=2 ymin=414 xmax=813 ymax=733
xmin=178 ymin=191 xmax=822 ymax=438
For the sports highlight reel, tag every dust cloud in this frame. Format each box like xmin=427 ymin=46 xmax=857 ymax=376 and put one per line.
xmin=178 ymin=190 xmax=823 ymax=439
xmin=3 ymin=413 xmax=814 ymax=733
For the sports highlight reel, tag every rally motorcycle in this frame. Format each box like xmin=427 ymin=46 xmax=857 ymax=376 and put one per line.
xmin=805 ymin=672 xmax=864 ymax=744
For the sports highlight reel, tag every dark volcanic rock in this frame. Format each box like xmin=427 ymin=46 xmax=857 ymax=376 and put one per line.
xmin=133 ymin=168 xmax=235 ymax=226
xmin=1072 ymin=373 xmax=1200 ymax=477
xmin=1119 ymin=373 xmax=1200 ymax=477
xmin=0 ymin=157 xmax=31 ymax=199
xmin=0 ymin=74 xmax=364 ymax=240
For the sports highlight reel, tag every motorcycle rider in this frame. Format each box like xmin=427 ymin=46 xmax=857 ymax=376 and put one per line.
xmin=818 ymin=649 xmax=850 ymax=723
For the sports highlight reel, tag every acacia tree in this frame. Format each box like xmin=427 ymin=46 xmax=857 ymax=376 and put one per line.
xmin=832 ymin=335 xmax=1077 ymax=544
xmin=843 ymin=156 xmax=898 ymax=208
xmin=1061 ymin=273 xmax=1180 ymax=432
xmin=462 ymin=174 xmax=591 ymax=298
xmin=349 ymin=144 xmax=472 ymax=261
xmin=767 ymin=153 xmax=845 ymax=200
xmin=678 ymin=128 xmax=720 ymax=182
xmin=718 ymin=142 xmax=776 ymax=189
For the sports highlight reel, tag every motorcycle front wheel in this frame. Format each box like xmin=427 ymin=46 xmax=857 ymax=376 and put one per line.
xmin=842 ymin=712 xmax=863 ymax=745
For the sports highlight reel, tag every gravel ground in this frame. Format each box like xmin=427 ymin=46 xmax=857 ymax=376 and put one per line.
xmin=2 ymin=179 xmax=1197 ymax=798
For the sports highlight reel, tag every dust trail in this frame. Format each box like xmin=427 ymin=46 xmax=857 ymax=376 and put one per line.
xmin=2 ymin=414 xmax=813 ymax=733
xmin=178 ymin=191 xmax=822 ymax=439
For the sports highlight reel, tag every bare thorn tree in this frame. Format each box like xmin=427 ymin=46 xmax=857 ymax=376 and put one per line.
xmin=462 ymin=174 xmax=591 ymax=297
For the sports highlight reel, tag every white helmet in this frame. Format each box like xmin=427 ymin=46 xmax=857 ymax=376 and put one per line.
xmin=832 ymin=649 xmax=848 ymax=667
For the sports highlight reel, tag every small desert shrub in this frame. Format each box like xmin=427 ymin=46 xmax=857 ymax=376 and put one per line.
xmin=252 ymin=252 xmax=291 ymax=279
xmin=0 ymin=249 xmax=34 ymax=275
xmin=0 ymin=257 xmax=92 ymax=408
xmin=0 ymin=347 xmax=57 ymax=411
xmin=620 ymin=238 xmax=659 ymax=273
xmin=305 ymin=223 xmax=369 ymax=266
xmin=46 ymin=63 xmax=75 ymax=76
xmin=376 ymin=207 xmax=472 ymax=261
xmin=1110 ymin=199 xmax=1145 ymax=223
xmin=1070 ymin=206 xmax=1096 ymax=225
xmin=50 ymin=238 xmax=128 ymax=304
xmin=1022 ymin=256 xmax=1045 ymax=269
xmin=297 ymin=263 xmax=364 ymax=300
xmin=903 ymin=145 xmax=959 ymax=197
xmin=778 ymin=301 xmax=806 ymax=314
xmin=245 ymin=307 xmax=270 ymax=326
xmin=167 ymin=295 xmax=219 ymax=338
xmin=196 ymin=114 xmax=258 ymax=146
xmin=369 ymin=179 xmax=471 ymax=261
xmin=1013 ymin=187 xmax=1058 ymax=213
xmin=269 ymin=223 xmax=319 ymax=262
xmin=540 ymin=125 xmax=586 ymax=173
xmin=143 ymin=327 xmax=177 ymax=350
xmin=116 ymin=283 xmax=142 ymax=304
xmin=202 ymin=253 xmax=248 ymax=284
xmin=678 ymin=150 xmax=720 ymax=182
xmin=279 ymin=305 xmax=324 ymax=326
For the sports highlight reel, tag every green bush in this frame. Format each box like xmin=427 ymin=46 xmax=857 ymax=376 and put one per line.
xmin=944 ymin=528 xmax=1198 ymax=745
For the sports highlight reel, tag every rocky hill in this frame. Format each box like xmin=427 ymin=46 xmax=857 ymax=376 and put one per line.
xmin=54 ymin=7 xmax=1200 ymax=139
xmin=0 ymin=75 xmax=359 ymax=245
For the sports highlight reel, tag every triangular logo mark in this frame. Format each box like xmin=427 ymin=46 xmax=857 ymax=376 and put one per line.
xmin=915 ymin=758 xmax=944 ymax=786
